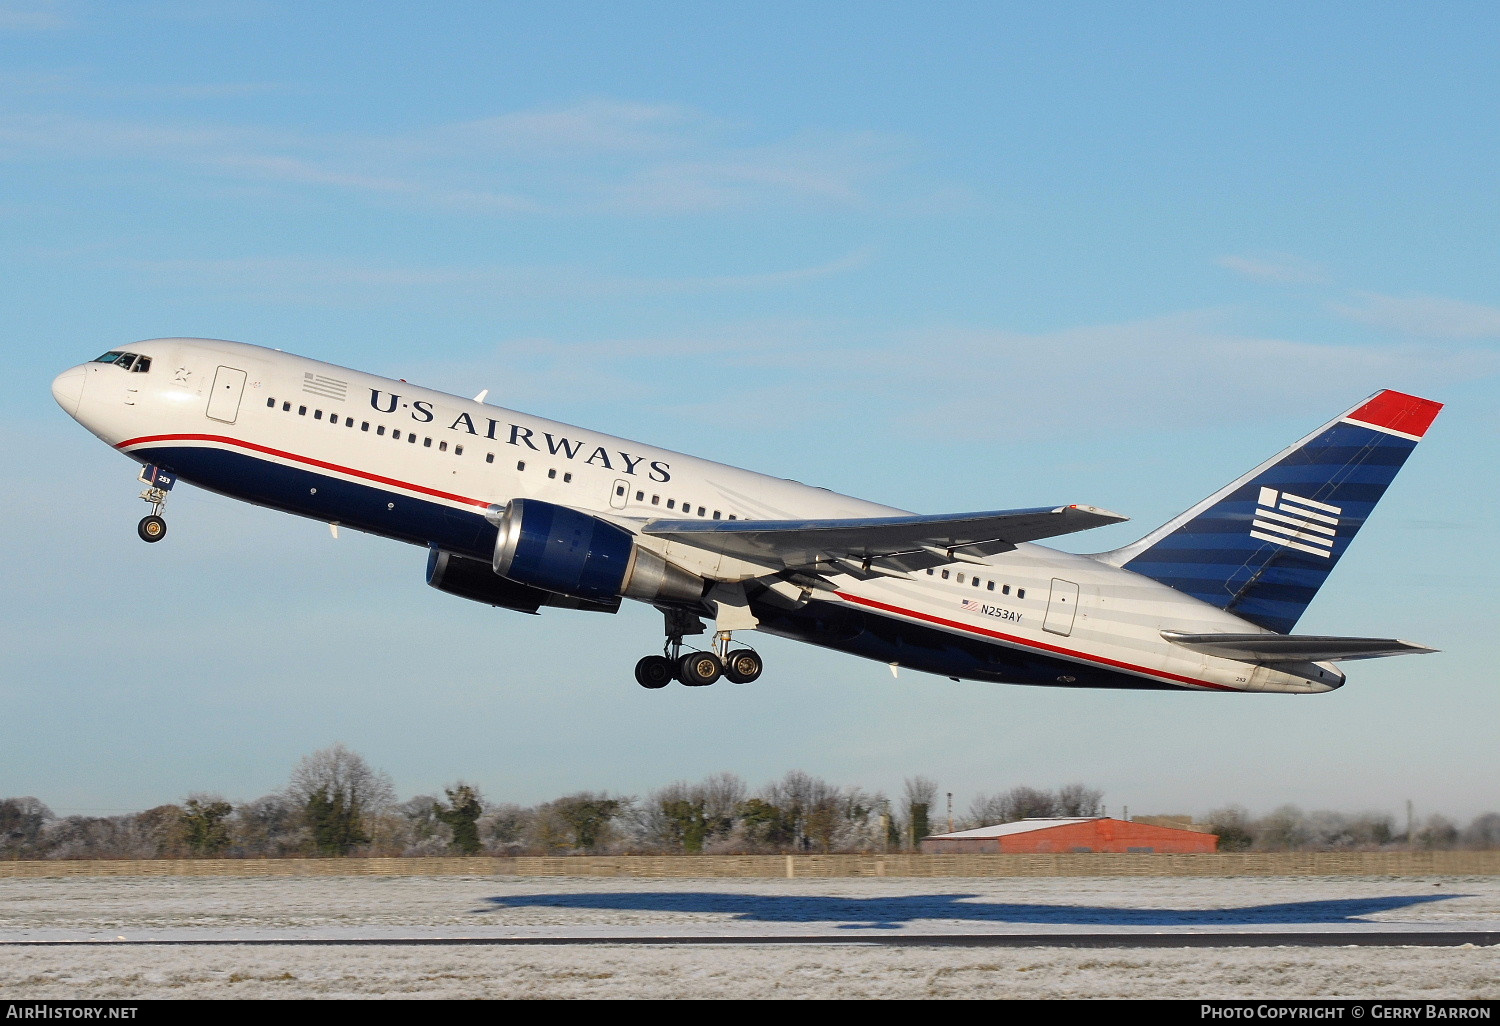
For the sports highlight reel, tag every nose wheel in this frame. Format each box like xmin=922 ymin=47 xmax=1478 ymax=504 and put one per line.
xmin=134 ymin=465 xmax=176 ymax=543
xmin=635 ymin=609 xmax=763 ymax=688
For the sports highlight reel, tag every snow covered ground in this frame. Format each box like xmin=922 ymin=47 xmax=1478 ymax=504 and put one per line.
xmin=2 ymin=874 xmax=1497 ymax=999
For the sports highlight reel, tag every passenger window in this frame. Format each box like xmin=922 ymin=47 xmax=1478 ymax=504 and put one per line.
xmin=957 ymin=574 xmax=965 ymax=584
xmin=283 ymin=402 xmax=291 ymax=412
xmin=298 ymin=406 xmax=307 ymax=416
xmin=423 ymin=437 xmax=432 ymax=447
xmin=1002 ymin=585 xmax=1010 ymax=595
xmin=941 ymin=570 xmax=949 ymax=580
xmin=439 ymin=441 xmax=448 ymax=452
xmin=713 ymin=511 xmax=721 ymax=519
xmin=636 ymin=491 xmax=644 ymax=502
xmin=393 ymin=430 xmax=401 ymax=440
xmin=314 ymin=410 xmax=322 ymax=419
xmin=548 ymin=469 xmax=557 ymax=479
xmin=1017 ymin=589 xmax=1026 ymax=599
xmin=563 ymin=473 xmax=572 ymax=483
xmin=266 ymin=398 xmax=275 ymax=408
xmin=987 ymin=581 xmax=995 ymax=591
xmin=454 ymin=445 xmax=463 ymax=455
xmin=408 ymin=434 xmax=416 ymax=444
xmin=361 ymin=422 xmax=369 ymax=431
xmin=667 ymin=499 xmax=675 ymax=509
xmin=377 ymin=425 xmax=386 ymax=436
xmin=651 ymin=495 xmax=660 ymax=505
xmin=515 ymin=460 xmax=523 ymax=470
xmin=972 ymin=578 xmax=980 ymax=587
xmin=616 ymin=485 xmax=626 ymax=497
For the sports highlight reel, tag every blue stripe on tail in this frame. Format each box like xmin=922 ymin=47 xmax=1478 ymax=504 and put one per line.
xmin=1101 ymin=396 xmax=1437 ymax=634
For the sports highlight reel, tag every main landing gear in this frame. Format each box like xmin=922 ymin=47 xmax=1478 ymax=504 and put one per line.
xmin=134 ymin=465 xmax=176 ymax=543
xmin=634 ymin=608 xmax=764 ymax=689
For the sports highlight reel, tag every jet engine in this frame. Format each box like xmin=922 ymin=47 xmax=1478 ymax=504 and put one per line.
xmin=426 ymin=547 xmax=621 ymax=614
xmin=490 ymin=498 xmax=705 ymax=605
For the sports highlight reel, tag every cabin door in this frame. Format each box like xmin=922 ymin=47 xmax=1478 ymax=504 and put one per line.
xmin=205 ymin=365 xmax=247 ymax=424
xmin=1043 ymin=578 xmax=1079 ymax=636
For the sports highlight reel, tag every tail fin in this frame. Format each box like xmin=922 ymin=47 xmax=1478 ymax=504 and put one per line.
xmin=1097 ymin=390 xmax=1442 ymax=634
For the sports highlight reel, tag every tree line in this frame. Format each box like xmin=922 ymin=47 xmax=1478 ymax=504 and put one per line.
xmin=2 ymin=744 xmax=1496 ymax=859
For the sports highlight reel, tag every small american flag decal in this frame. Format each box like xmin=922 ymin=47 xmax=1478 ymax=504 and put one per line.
xmin=1251 ymin=487 xmax=1340 ymax=558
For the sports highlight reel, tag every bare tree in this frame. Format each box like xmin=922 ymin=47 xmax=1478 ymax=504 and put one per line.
xmin=1254 ymin=806 xmax=1308 ymax=851
xmin=1055 ymin=784 xmax=1104 ymax=817
xmin=1416 ymin=814 xmax=1459 ymax=850
xmin=0 ymin=797 xmax=53 ymax=857
xmin=903 ymin=776 xmax=938 ymax=847
xmin=1202 ymin=805 xmax=1253 ymax=852
xmin=231 ymin=794 xmax=304 ymax=856
xmin=393 ymin=796 xmax=449 ymax=855
xmin=479 ymin=802 xmax=530 ymax=855
xmin=284 ymin=744 xmax=396 ymax=856
xmin=1462 ymin=813 xmax=1500 ymax=850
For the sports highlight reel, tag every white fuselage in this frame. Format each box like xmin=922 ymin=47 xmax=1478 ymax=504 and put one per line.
xmin=52 ymin=338 xmax=1342 ymax=694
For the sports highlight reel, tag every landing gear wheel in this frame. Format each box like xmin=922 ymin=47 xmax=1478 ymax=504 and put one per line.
xmin=137 ymin=515 xmax=167 ymax=543
xmin=722 ymin=649 xmax=763 ymax=684
xmin=634 ymin=655 xmax=674 ymax=690
xmin=677 ymin=651 xmax=722 ymax=687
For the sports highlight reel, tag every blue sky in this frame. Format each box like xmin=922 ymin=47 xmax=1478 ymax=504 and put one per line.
xmin=3 ymin=2 xmax=1497 ymax=824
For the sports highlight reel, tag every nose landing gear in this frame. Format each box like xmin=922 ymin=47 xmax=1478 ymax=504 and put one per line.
xmin=135 ymin=465 xmax=176 ymax=543
xmin=635 ymin=608 xmax=763 ymax=689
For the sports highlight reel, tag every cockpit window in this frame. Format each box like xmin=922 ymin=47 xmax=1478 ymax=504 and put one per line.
xmin=91 ymin=351 xmax=150 ymax=372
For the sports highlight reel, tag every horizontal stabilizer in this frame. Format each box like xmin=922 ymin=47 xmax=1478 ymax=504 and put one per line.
xmin=642 ymin=504 xmax=1127 ymax=574
xmin=1161 ymin=631 xmax=1438 ymax=663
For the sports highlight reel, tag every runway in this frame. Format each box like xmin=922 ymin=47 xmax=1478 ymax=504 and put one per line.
xmin=4 ymin=874 xmax=1497 ymax=998
xmin=4 ymin=929 xmax=1499 ymax=946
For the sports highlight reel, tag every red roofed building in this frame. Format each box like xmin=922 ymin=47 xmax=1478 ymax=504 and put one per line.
xmin=920 ymin=817 xmax=1218 ymax=854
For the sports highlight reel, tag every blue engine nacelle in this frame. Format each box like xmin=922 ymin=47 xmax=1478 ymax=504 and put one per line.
xmin=491 ymin=498 xmax=705 ymax=606
xmin=426 ymin=548 xmax=621 ymax=615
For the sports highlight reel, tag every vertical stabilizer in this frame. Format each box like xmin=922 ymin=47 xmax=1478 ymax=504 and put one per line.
xmin=1096 ymin=391 xmax=1442 ymax=634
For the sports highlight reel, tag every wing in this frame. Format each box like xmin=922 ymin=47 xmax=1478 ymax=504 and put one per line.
xmin=1162 ymin=632 xmax=1438 ymax=663
xmin=641 ymin=504 xmax=1127 ymax=576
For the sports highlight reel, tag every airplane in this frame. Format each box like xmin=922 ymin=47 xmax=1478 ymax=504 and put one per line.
xmin=51 ymin=337 xmax=1442 ymax=695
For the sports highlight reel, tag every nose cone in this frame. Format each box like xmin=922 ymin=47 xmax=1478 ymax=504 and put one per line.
xmin=51 ymin=365 xmax=86 ymax=416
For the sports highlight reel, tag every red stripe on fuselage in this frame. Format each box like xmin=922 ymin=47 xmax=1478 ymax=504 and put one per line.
xmin=116 ymin=433 xmax=492 ymax=509
xmin=833 ymin=591 xmax=1239 ymax=692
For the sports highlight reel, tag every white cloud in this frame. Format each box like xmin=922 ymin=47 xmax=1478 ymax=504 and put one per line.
xmin=0 ymin=99 xmax=910 ymax=215
xmin=123 ymin=248 xmax=874 ymax=305
xmin=1331 ymin=292 xmax=1500 ymax=340
xmin=402 ymin=309 xmax=1500 ymax=444
xmin=0 ymin=2 xmax=70 ymax=31
xmin=1217 ymin=253 xmax=1329 ymax=285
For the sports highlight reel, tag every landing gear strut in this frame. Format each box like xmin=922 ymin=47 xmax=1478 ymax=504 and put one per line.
xmin=633 ymin=608 xmax=763 ymax=689
xmin=135 ymin=465 xmax=176 ymax=543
